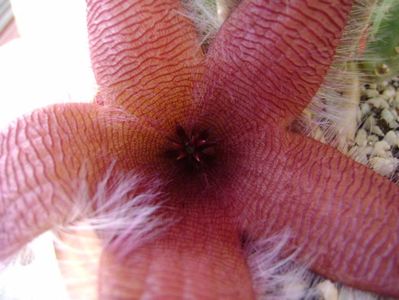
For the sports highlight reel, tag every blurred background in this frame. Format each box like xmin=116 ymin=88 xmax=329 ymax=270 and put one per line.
xmin=0 ymin=1 xmax=94 ymax=299
xmin=0 ymin=0 xmax=97 ymax=129
xmin=0 ymin=0 xmax=16 ymax=46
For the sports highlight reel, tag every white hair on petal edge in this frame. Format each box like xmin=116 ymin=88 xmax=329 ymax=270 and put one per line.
xmin=244 ymin=230 xmax=391 ymax=300
xmin=55 ymin=161 xmax=171 ymax=257
xmin=180 ymin=0 xmax=240 ymax=47
xmin=304 ymin=0 xmax=377 ymax=153
xmin=180 ymin=0 xmax=377 ymax=155
xmin=0 ymin=162 xmax=171 ymax=300
xmin=244 ymin=231 xmax=319 ymax=300
xmin=180 ymin=0 xmax=220 ymax=46
xmin=54 ymin=162 xmax=172 ymax=299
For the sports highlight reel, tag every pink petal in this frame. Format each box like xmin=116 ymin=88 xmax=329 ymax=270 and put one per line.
xmin=87 ymin=0 xmax=204 ymax=130
xmin=195 ymin=0 xmax=352 ymax=128
xmin=231 ymin=128 xmax=399 ymax=297
xmin=96 ymin=204 xmax=255 ymax=299
xmin=0 ymin=103 xmax=162 ymax=259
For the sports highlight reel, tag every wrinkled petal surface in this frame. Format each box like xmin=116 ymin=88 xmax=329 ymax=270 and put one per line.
xmin=98 ymin=204 xmax=254 ymax=299
xmin=88 ymin=0 xmax=204 ymax=130
xmin=0 ymin=104 xmax=164 ymax=259
xmin=188 ymin=0 xmax=399 ymax=297
xmin=3 ymin=0 xmax=398 ymax=299
xmin=232 ymin=127 xmax=399 ymax=297
xmin=195 ymin=0 xmax=352 ymax=128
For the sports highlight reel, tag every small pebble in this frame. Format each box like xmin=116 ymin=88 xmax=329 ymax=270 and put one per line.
xmin=395 ymin=91 xmax=399 ymax=106
xmin=370 ymin=125 xmax=384 ymax=137
xmin=360 ymin=103 xmax=370 ymax=115
xmin=391 ymin=108 xmax=398 ymax=119
xmin=367 ymin=134 xmax=379 ymax=145
xmin=317 ymin=280 xmax=338 ymax=300
xmin=369 ymin=157 xmax=399 ymax=177
xmin=364 ymin=146 xmax=374 ymax=155
xmin=381 ymin=108 xmax=396 ymax=128
xmin=367 ymin=97 xmax=389 ymax=109
xmin=355 ymin=129 xmax=368 ymax=147
xmin=382 ymin=86 xmax=396 ymax=99
xmin=372 ymin=140 xmax=390 ymax=157
xmin=357 ymin=146 xmax=374 ymax=157
xmin=365 ymin=115 xmax=376 ymax=129
xmin=384 ymin=131 xmax=399 ymax=147
xmin=365 ymin=89 xmax=379 ymax=98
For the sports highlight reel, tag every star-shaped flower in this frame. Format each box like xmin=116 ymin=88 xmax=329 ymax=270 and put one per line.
xmin=1 ymin=0 xmax=398 ymax=299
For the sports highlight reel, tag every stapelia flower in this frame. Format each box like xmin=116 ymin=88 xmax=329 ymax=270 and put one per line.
xmin=1 ymin=0 xmax=398 ymax=299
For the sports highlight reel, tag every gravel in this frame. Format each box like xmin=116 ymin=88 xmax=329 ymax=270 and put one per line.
xmin=350 ymin=76 xmax=399 ymax=181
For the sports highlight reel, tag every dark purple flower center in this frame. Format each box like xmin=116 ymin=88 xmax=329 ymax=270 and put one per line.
xmin=166 ymin=125 xmax=217 ymax=173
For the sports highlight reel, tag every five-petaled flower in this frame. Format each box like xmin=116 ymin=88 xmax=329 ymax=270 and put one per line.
xmin=0 ymin=0 xmax=398 ymax=299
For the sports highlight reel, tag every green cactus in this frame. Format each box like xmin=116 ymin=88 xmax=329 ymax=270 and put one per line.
xmin=361 ymin=0 xmax=399 ymax=79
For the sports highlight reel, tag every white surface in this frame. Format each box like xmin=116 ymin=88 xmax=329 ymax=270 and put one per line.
xmin=0 ymin=0 xmax=97 ymax=129
xmin=0 ymin=232 xmax=70 ymax=300
xmin=0 ymin=1 xmax=96 ymax=299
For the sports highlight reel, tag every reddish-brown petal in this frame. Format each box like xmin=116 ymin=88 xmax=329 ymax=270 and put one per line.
xmin=195 ymin=0 xmax=352 ymax=129
xmin=0 ymin=103 xmax=164 ymax=260
xmin=87 ymin=0 xmax=204 ymax=130
xmin=97 ymin=206 xmax=255 ymax=299
xmin=231 ymin=127 xmax=399 ymax=297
